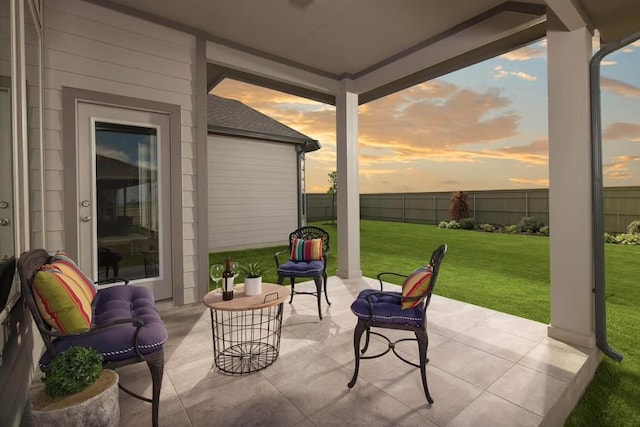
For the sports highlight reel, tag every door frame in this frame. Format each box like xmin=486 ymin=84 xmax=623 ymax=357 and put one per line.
xmin=62 ymin=88 xmax=184 ymax=305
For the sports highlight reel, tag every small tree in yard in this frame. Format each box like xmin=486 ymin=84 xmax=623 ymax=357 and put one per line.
xmin=449 ymin=191 xmax=469 ymax=221
xmin=327 ymin=171 xmax=337 ymax=224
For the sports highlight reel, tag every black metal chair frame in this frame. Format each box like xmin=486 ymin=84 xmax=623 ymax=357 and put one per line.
xmin=347 ymin=244 xmax=447 ymax=404
xmin=274 ymin=226 xmax=331 ymax=319
xmin=17 ymin=249 xmax=164 ymax=427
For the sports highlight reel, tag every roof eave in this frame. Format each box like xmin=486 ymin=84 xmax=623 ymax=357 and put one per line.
xmin=208 ymin=125 xmax=320 ymax=152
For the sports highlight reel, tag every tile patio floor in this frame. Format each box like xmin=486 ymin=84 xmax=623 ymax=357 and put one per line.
xmin=117 ymin=277 xmax=600 ymax=427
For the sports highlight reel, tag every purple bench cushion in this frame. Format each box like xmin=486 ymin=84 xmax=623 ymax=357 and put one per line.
xmin=351 ymin=289 xmax=424 ymax=326
xmin=277 ymin=260 xmax=324 ymax=277
xmin=39 ymin=284 xmax=168 ymax=367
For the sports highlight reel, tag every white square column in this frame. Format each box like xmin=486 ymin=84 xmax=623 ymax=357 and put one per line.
xmin=547 ymin=15 xmax=595 ymax=347
xmin=336 ymin=79 xmax=362 ymax=279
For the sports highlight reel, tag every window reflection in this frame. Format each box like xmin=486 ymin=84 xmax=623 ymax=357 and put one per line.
xmin=95 ymin=122 xmax=160 ymax=281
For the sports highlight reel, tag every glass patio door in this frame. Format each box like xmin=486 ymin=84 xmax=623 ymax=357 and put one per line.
xmin=77 ymin=103 xmax=172 ymax=300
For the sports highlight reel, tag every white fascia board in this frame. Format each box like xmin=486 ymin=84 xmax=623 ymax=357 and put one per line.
xmin=206 ymin=41 xmax=339 ymax=95
xmin=355 ymin=12 xmax=546 ymax=94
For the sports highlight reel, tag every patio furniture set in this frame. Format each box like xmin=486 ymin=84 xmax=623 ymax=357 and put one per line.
xmin=16 ymin=225 xmax=446 ymax=424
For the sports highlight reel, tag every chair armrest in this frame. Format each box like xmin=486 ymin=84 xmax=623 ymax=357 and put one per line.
xmin=274 ymin=249 xmax=289 ymax=268
xmin=95 ymin=277 xmax=130 ymax=286
xmin=376 ymin=272 xmax=407 ymax=290
xmin=37 ymin=317 xmax=145 ymax=339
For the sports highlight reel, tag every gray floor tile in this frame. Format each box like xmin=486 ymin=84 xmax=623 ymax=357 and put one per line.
xmin=446 ymin=391 xmax=541 ymax=427
xmin=428 ymin=340 xmax=514 ymax=388
xmin=453 ymin=324 xmax=539 ymax=362
xmin=265 ymin=353 xmax=354 ymax=416
xmin=518 ymin=338 xmax=591 ymax=381
xmin=488 ymin=364 xmax=568 ymax=416
xmin=114 ymin=276 xmax=594 ymax=427
xmin=309 ymin=382 xmax=437 ymax=427
xmin=185 ymin=374 xmax=305 ymax=427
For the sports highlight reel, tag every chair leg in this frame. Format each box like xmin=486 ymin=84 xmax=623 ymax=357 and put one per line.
xmin=323 ymin=272 xmax=331 ymax=306
xmin=289 ymin=277 xmax=296 ymax=303
xmin=313 ymin=276 xmax=323 ymax=320
xmin=415 ymin=330 xmax=433 ymax=404
xmin=348 ymin=319 xmax=367 ymax=389
xmin=146 ymin=348 xmax=165 ymax=427
xmin=362 ymin=326 xmax=371 ymax=354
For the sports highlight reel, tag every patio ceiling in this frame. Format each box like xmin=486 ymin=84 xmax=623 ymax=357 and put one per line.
xmin=101 ymin=0 xmax=640 ymax=103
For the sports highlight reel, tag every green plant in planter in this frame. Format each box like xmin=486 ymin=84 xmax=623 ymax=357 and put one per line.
xmin=43 ymin=346 xmax=103 ymax=398
xmin=238 ymin=262 xmax=267 ymax=279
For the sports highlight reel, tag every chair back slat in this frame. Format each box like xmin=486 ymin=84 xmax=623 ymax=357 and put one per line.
xmin=422 ymin=244 xmax=447 ymax=312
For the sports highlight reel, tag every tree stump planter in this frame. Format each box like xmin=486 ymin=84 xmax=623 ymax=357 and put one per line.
xmin=29 ymin=369 xmax=119 ymax=427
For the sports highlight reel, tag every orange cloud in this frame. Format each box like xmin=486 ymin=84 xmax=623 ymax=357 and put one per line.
xmin=509 ymin=177 xmax=549 ymax=187
xmin=601 ymin=77 xmax=640 ymax=97
xmin=604 ymin=155 xmax=640 ymax=180
xmin=212 ymin=78 xmax=549 ymax=193
xmin=493 ymin=66 xmax=537 ymax=81
xmin=360 ymin=83 xmax=519 ymax=151
xmin=499 ymin=44 xmax=546 ymax=61
xmin=603 ymin=122 xmax=640 ymax=141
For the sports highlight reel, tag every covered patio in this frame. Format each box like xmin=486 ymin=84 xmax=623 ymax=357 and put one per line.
xmin=113 ymin=278 xmax=597 ymax=427
xmin=3 ymin=0 xmax=640 ymax=425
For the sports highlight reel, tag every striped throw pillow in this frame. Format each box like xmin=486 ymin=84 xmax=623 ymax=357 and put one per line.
xmin=401 ymin=265 xmax=433 ymax=310
xmin=290 ymin=238 xmax=323 ymax=261
xmin=33 ymin=266 xmax=94 ymax=333
xmin=51 ymin=251 xmax=98 ymax=293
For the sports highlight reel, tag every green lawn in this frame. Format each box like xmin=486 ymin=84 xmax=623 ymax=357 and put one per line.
xmin=210 ymin=219 xmax=640 ymax=426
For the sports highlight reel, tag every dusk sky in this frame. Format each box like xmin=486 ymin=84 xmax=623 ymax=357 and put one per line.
xmin=212 ymin=38 xmax=640 ymax=194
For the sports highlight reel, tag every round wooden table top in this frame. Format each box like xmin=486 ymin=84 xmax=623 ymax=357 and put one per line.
xmin=203 ymin=283 xmax=289 ymax=311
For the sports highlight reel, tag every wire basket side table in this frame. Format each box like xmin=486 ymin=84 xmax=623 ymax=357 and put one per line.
xmin=203 ymin=283 xmax=289 ymax=375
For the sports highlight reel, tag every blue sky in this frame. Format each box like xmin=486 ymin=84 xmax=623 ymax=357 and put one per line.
xmin=212 ymin=38 xmax=640 ymax=194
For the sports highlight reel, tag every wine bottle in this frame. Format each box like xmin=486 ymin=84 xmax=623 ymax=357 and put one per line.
xmin=222 ymin=257 xmax=234 ymax=301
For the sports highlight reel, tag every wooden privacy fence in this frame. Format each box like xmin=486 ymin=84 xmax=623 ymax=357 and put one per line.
xmin=305 ymin=186 xmax=640 ymax=233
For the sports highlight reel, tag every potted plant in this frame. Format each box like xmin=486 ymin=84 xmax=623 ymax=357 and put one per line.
xmin=29 ymin=346 xmax=119 ymax=426
xmin=239 ymin=262 xmax=267 ymax=296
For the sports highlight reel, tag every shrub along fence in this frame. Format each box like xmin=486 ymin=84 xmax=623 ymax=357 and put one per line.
xmin=306 ymin=186 xmax=640 ymax=233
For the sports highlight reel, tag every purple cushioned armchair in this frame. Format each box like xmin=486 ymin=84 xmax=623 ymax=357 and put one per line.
xmin=18 ymin=249 xmax=168 ymax=427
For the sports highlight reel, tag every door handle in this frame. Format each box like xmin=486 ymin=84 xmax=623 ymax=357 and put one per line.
xmin=81 ymin=215 xmax=92 ymax=223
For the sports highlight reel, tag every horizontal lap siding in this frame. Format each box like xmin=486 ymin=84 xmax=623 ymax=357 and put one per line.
xmin=43 ymin=0 xmax=197 ymax=297
xmin=0 ymin=5 xmax=8 ymax=76
xmin=208 ymin=135 xmax=298 ymax=251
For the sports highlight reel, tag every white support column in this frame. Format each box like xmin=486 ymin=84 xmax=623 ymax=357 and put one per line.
xmin=336 ymin=79 xmax=362 ymax=279
xmin=547 ymin=14 xmax=595 ymax=347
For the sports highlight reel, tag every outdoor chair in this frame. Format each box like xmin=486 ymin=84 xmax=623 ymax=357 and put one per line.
xmin=18 ymin=249 xmax=168 ymax=427
xmin=135 ymin=236 xmax=159 ymax=278
xmin=274 ymin=226 xmax=330 ymax=320
xmin=347 ymin=244 xmax=447 ymax=403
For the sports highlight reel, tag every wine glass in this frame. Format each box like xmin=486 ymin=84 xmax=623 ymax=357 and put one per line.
xmin=209 ymin=264 xmax=224 ymax=294
xmin=231 ymin=262 xmax=240 ymax=279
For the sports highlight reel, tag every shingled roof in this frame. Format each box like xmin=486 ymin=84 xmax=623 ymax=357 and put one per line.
xmin=207 ymin=94 xmax=320 ymax=153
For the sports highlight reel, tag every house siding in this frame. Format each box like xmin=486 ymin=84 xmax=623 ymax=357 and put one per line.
xmin=43 ymin=0 xmax=199 ymax=303
xmin=208 ymin=135 xmax=298 ymax=251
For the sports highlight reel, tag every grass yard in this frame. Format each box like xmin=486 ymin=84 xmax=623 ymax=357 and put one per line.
xmin=210 ymin=219 xmax=640 ymax=426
